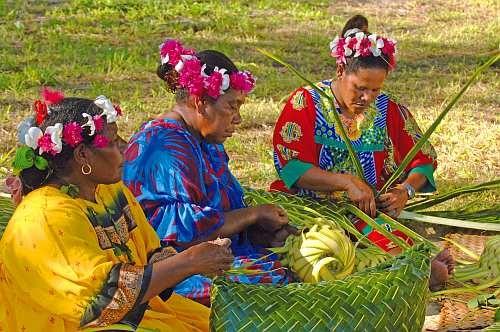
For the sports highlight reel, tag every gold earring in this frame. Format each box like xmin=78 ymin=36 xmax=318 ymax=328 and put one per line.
xmin=81 ymin=164 xmax=92 ymax=175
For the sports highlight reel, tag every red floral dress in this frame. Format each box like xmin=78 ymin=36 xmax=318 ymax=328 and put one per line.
xmin=271 ymin=79 xmax=437 ymax=251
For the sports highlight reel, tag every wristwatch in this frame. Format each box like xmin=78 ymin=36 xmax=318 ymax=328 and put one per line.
xmin=401 ymin=183 xmax=416 ymax=200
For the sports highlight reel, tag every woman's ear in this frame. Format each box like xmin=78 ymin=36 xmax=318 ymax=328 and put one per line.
xmin=190 ymin=95 xmax=208 ymax=117
xmin=336 ymin=64 xmax=345 ymax=80
xmin=73 ymin=144 xmax=90 ymax=167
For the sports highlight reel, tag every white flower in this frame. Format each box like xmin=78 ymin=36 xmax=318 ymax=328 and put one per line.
xmin=161 ymin=53 xmax=170 ymax=65
xmin=174 ymin=60 xmax=184 ymax=72
xmin=376 ymin=38 xmax=384 ymax=49
xmin=94 ymin=95 xmax=118 ymax=123
xmin=201 ymin=64 xmax=209 ymax=77
xmin=81 ymin=113 xmax=96 ymax=136
xmin=344 ymin=28 xmax=361 ymax=38
xmin=213 ymin=67 xmax=230 ymax=92
xmin=329 ymin=37 xmax=340 ymax=52
xmin=25 ymin=127 xmax=43 ymax=150
xmin=45 ymin=123 xmax=63 ymax=154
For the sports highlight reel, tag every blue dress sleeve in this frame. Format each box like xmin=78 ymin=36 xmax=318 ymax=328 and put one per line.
xmin=123 ymin=126 xmax=224 ymax=244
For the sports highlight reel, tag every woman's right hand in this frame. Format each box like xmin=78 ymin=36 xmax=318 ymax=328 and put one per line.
xmin=344 ymin=175 xmax=376 ymax=217
xmin=185 ymin=241 xmax=234 ymax=276
xmin=253 ymin=204 xmax=289 ymax=232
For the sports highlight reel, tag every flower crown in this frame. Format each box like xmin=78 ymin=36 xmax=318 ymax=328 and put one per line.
xmin=329 ymin=28 xmax=397 ymax=69
xmin=13 ymin=88 xmax=123 ymax=175
xmin=159 ymin=39 xmax=256 ymax=99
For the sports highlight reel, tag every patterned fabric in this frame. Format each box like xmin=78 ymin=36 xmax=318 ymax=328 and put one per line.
xmin=271 ymin=80 xmax=437 ymax=251
xmin=0 ymin=182 xmax=210 ymax=331
xmin=272 ymin=79 xmax=437 ymax=193
xmin=123 ymin=118 xmax=289 ymax=303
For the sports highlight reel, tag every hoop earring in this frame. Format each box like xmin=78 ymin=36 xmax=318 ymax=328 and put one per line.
xmin=81 ymin=164 xmax=92 ymax=175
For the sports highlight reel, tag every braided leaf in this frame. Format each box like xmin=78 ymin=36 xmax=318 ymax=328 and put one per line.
xmin=211 ymin=244 xmax=431 ymax=332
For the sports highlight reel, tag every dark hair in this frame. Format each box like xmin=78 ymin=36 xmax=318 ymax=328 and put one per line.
xmin=340 ymin=15 xmax=390 ymax=74
xmin=20 ymin=98 xmax=102 ymax=194
xmin=156 ymin=49 xmax=239 ymax=102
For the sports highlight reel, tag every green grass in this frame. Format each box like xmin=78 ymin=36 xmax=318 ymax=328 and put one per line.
xmin=0 ymin=0 xmax=498 ymax=205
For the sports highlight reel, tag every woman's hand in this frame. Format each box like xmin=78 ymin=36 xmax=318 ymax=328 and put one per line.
xmin=253 ymin=204 xmax=289 ymax=232
xmin=344 ymin=175 xmax=376 ymax=217
xmin=248 ymin=224 xmax=299 ymax=248
xmin=377 ymin=184 xmax=408 ymax=217
xmin=185 ymin=241 xmax=234 ymax=276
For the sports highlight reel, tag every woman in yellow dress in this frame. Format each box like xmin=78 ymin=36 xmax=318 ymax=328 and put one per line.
xmin=0 ymin=89 xmax=233 ymax=331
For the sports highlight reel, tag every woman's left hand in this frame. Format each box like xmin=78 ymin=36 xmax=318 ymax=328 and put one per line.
xmin=377 ymin=185 xmax=408 ymax=218
xmin=248 ymin=224 xmax=299 ymax=248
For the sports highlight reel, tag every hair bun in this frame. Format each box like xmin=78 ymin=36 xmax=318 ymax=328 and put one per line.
xmin=156 ymin=63 xmax=179 ymax=92
xmin=341 ymin=15 xmax=369 ymax=37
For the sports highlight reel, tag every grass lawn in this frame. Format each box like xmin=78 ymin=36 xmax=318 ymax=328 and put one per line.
xmin=0 ymin=0 xmax=498 ymax=208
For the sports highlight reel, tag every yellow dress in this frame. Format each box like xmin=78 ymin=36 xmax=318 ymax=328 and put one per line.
xmin=0 ymin=182 xmax=209 ymax=332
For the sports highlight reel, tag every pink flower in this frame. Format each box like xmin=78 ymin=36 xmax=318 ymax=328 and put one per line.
xmin=335 ymin=38 xmax=346 ymax=56
xmin=381 ymin=38 xmax=397 ymax=69
xmin=205 ymin=71 xmax=223 ymax=99
xmin=38 ymin=134 xmax=57 ymax=155
xmin=347 ymin=37 xmax=357 ymax=49
xmin=92 ymin=134 xmax=109 ymax=148
xmin=160 ymin=39 xmax=195 ymax=66
xmin=93 ymin=115 xmax=104 ymax=133
xmin=358 ymin=37 xmax=372 ymax=57
xmin=230 ymin=71 xmax=255 ymax=93
xmin=381 ymin=38 xmax=396 ymax=56
xmin=178 ymin=59 xmax=205 ymax=97
xmin=41 ymin=87 xmax=64 ymax=105
xmin=62 ymin=122 xmax=83 ymax=147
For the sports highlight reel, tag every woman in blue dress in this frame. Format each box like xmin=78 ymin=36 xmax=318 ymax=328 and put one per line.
xmin=123 ymin=39 xmax=296 ymax=305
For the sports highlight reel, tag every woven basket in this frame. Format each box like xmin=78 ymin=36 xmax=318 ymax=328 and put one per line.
xmin=211 ymin=244 xmax=431 ymax=332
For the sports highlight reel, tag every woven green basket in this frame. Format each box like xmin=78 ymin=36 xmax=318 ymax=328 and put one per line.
xmin=211 ymin=244 xmax=431 ymax=332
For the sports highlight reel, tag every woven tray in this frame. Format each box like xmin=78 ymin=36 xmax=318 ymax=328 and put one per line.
xmin=424 ymin=234 xmax=496 ymax=331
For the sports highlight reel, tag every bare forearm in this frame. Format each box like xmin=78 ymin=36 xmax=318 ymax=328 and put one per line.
xmin=295 ymin=166 xmax=351 ymax=192
xmin=403 ymin=172 xmax=428 ymax=192
xmin=142 ymin=250 xmax=196 ymax=303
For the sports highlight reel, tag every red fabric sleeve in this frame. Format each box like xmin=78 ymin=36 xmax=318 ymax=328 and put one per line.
xmin=386 ymin=101 xmax=437 ymax=172
xmin=272 ymin=88 xmax=321 ymax=168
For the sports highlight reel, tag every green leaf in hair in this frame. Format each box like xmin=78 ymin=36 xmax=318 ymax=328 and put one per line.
xmin=12 ymin=145 xmax=49 ymax=175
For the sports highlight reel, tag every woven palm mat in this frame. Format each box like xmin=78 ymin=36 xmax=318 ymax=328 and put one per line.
xmin=424 ymin=234 xmax=496 ymax=331
xmin=211 ymin=245 xmax=431 ymax=332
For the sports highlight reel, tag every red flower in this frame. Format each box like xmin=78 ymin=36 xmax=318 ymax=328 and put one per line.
xmin=34 ymin=100 xmax=48 ymax=125
xmin=93 ymin=115 xmax=104 ymax=133
xmin=178 ymin=59 xmax=204 ymax=97
xmin=92 ymin=134 xmax=109 ymax=148
xmin=41 ymin=87 xmax=64 ymax=105
xmin=160 ymin=39 xmax=195 ymax=66
xmin=205 ymin=71 xmax=223 ymax=99
xmin=381 ymin=38 xmax=396 ymax=56
xmin=347 ymin=37 xmax=357 ymax=49
xmin=113 ymin=104 xmax=122 ymax=116
xmin=62 ymin=122 xmax=83 ymax=147
xmin=230 ymin=71 xmax=255 ymax=93
xmin=358 ymin=37 xmax=372 ymax=57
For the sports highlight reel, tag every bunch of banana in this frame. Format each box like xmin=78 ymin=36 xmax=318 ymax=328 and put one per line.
xmin=273 ymin=224 xmax=355 ymax=283
xmin=353 ymin=246 xmax=391 ymax=272
xmin=454 ymin=235 xmax=500 ymax=282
